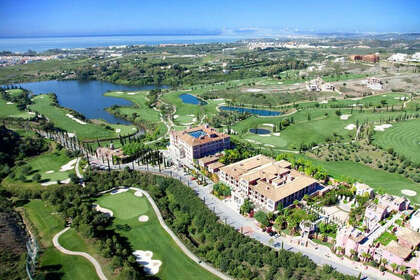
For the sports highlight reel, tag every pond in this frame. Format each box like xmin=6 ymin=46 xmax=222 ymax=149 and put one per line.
xmin=13 ymin=80 xmax=163 ymax=124
xmin=249 ymin=128 xmax=271 ymax=135
xmin=179 ymin=93 xmax=207 ymax=105
xmin=219 ymin=106 xmax=281 ymax=116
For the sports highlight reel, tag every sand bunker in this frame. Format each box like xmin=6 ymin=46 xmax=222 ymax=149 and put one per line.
xmin=111 ymin=188 xmax=129 ymax=195
xmin=94 ymin=204 xmax=113 ymax=217
xmin=374 ymin=124 xmax=392 ymax=131
xmin=6 ymin=102 xmax=14 ymax=104
xmin=263 ymin=123 xmax=275 ymax=127
xmin=173 ymin=114 xmax=179 ymax=119
xmin=260 ymin=134 xmax=271 ymax=137
xmin=134 ymin=190 xmax=143 ymax=197
xmin=138 ymin=215 xmax=149 ymax=222
xmin=264 ymin=144 xmax=275 ymax=147
xmin=66 ymin=114 xmax=87 ymax=125
xmin=61 ymin=178 xmax=71 ymax=184
xmin=187 ymin=114 xmax=195 ymax=117
xmin=320 ymin=100 xmax=328 ymax=104
xmin=132 ymin=250 xmax=162 ymax=275
xmin=272 ymin=132 xmax=280 ymax=136
xmin=246 ymin=88 xmax=263 ymax=93
xmin=45 ymin=170 xmax=55 ymax=174
xmin=340 ymin=114 xmax=351 ymax=120
xmin=345 ymin=124 xmax=356 ymax=131
xmin=67 ymin=133 xmax=76 ymax=137
xmin=41 ymin=181 xmax=57 ymax=186
xmin=401 ymin=189 xmax=417 ymax=196
xmin=115 ymin=128 xmax=121 ymax=133
xmin=127 ymin=92 xmax=137 ymax=95
xmin=60 ymin=159 xmax=77 ymax=172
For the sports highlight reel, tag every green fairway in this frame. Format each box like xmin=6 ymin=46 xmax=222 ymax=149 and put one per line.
xmin=162 ymin=91 xmax=223 ymax=126
xmin=374 ymin=119 xmax=420 ymax=164
xmin=29 ymin=94 xmax=126 ymax=140
xmin=24 ymin=144 xmax=75 ymax=182
xmin=105 ymin=91 xmax=161 ymax=122
xmin=105 ymin=91 xmax=167 ymax=136
xmin=232 ymin=108 xmax=417 ymax=150
xmin=97 ymin=190 xmax=219 ymax=280
xmin=305 ymin=158 xmax=420 ymax=203
xmin=0 ymin=98 xmax=33 ymax=119
xmin=23 ymin=200 xmax=99 ymax=280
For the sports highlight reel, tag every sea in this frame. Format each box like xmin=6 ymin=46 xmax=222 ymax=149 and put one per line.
xmin=0 ymin=34 xmax=245 ymax=53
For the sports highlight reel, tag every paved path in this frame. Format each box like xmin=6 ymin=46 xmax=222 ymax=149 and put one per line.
xmin=129 ymin=187 xmax=232 ymax=280
xmin=52 ymin=227 xmax=107 ymax=280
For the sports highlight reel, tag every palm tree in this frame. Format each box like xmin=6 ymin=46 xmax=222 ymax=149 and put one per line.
xmin=411 ymin=269 xmax=418 ymax=278
xmin=391 ymin=263 xmax=398 ymax=273
xmin=400 ymin=265 xmax=407 ymax=275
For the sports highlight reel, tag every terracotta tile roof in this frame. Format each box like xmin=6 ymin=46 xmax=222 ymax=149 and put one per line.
xmin=207 ymin=162 xmax=225 ymax=170
xmin=198 ymin=154 xmax=221 ymax=165
xmin=384 ymin=240 xmax=411 ymax=260
xmin=219 ymin=155 xmax=273 ymax=180
xmin=171 ymin=125 xmax=229 ymax=147
xmin=251 ymin=175 xmax=317 ymax=202
xmin=396 ymin=227 xmax=420 ymax=248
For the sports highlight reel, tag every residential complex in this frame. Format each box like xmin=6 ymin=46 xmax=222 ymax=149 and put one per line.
xmin=169 ymin=125 xmax=230 ymax=165
xmin=349 ymin=54 xmax=380 ymax=63
xmin=219 ymin=155 xmax=318 ymax=211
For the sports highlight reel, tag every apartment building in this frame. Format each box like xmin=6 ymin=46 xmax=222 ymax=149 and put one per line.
xmin=169 ymin=125 xmax=230 ymax=165
xmin=219 ymin=155 xmax=318 ymax=211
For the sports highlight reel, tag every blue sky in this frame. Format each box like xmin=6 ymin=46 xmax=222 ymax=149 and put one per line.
xmin=0 ymin=0 xmax=419 ymax=37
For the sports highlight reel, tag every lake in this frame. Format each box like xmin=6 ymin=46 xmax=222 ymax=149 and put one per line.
xmin=249 ymin=128 xmax=271 ymax=135
xmin=179 ymin=93 xmax=207 ymax=105
xmin=219 ymin=106 xmax=281 ymax=116
xmin=14 ymin=80 xmax=160 ymax=124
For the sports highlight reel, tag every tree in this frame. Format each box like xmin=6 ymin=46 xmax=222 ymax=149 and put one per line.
xmin=32 ymin=173 xmax=42 ymax=183
xmin=255 ymin=210 xmax=269 ymax=228
xmin=240 ymin=199 xmax=253 ymax=215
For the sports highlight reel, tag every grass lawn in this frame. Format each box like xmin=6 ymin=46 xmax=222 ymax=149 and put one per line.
xmin=23 ymin=144 xmax=75 ymax=182
xmin=162 ymin=91 xmax=223 ymax=126
xmin=233 ymin=108 xmax=416 ymax=150
xmin=97 ymin=190 xmax=219 ymax=280
xmin=374 ymin=119 xmax=420 ymax=164
xmin=375 ymin=231 xmax=397 ymax=246
xmin=0 ymin=98 xmax=32 ymax=119
xmin=105 ymin=91 xmax=161 ymax=123
xmin=304 ymin=157 xmax=420 ymax=203
xmin=29 ymin=94 xmax=119 ymax=140
xmin=23 ymin=200 xmax=99 ymax=280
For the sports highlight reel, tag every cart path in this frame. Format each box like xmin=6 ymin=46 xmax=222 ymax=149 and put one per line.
xmin=52 ymin=227 xmax=107 ymax=280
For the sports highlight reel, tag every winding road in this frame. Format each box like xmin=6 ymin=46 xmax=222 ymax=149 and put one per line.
xmin=52 ymin=227 xmax=108 ymax=280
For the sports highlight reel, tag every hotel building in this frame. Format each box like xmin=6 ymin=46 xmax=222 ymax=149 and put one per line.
xmin=219 ymin=155 xmax=318 ymax=211
xmin=169 ymin=125 xmax=230 ymax=165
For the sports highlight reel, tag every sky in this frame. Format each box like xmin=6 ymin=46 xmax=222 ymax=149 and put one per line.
xmin=0 ymin=0 xmax=419 ymax=37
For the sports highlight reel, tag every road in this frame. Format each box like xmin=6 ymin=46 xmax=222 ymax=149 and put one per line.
xmin=52 ymin=227 xmax=107 ymax=280
xmin=85 ymin=156 xmax=403 ymax=280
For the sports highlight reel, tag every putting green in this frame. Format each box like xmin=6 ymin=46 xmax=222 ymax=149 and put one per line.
xmin=374 ymin=119 xmax=420 ymax=164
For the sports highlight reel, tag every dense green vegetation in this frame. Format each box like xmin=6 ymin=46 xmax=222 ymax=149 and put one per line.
xmin=97 ymin=190 xmax=219 ymax=280
xmin=86 ymin=170 xmax=356 ymax=280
